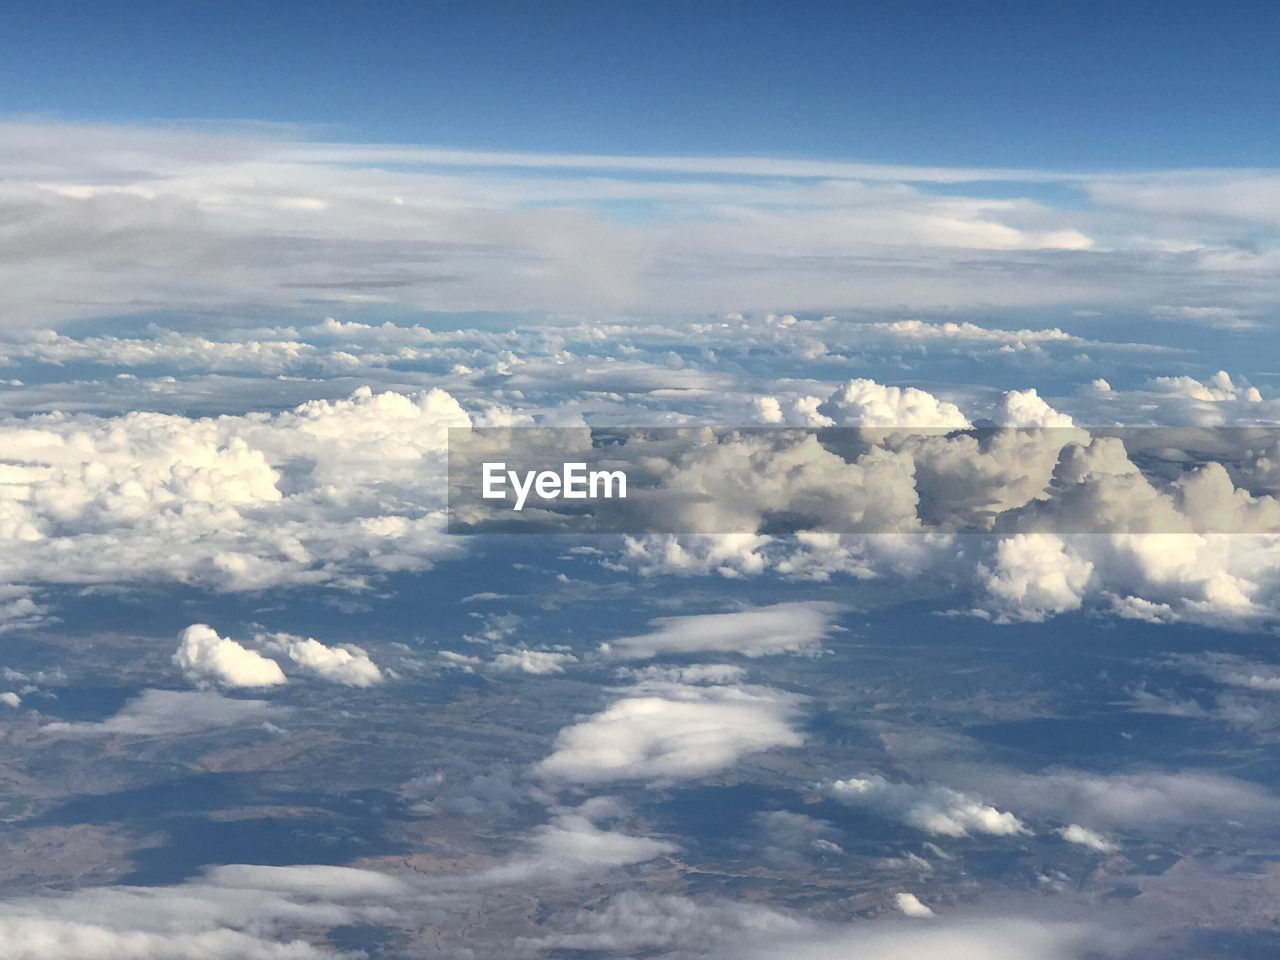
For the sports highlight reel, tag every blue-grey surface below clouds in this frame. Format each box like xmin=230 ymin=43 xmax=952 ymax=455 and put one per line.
xmin=2 ymin=285 xmax=1280 ymax=957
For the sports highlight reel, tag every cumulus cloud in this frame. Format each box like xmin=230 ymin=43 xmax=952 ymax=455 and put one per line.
xmin=978 ymin=534 xmax=1094 ymax=622
xmin=257 ymin=631 xmax=383 ymax=687
xmin=605 ymin=601 xmax=841 ymax=660
xmin=173 ymin=624 xmax=288 ymax=689
xmin=752 ymin=396 xmax=785 ymax=424
xmin=980 ymin=532 xmax=1280 ymax=626
xmin=0 ymin=386 xmax=471 ymax=593
xmin=995 ymin=388 xmax=1076 ymax=428
xmin=818 ymin=379 xmax=970 ymax=430
xmin=1058 ymin=824 xmax=1119 ymax=853
xmin=536 ymin=682 xmax=803 ymax=784
xmin=490 ymin=649 xmax=578 ymax=674
xmin=650 ymin=428 xmax=922 ymax=535
xmin=829 ymin=774 xmax=1030 ymax=838
xmin=1148 ymin=371 xmax=1262 ymax=404
xmin=895 ymin=892 xmax=936 ymax=918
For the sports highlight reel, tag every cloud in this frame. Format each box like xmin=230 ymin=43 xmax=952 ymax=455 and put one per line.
xmin=466 ymin=798 xmax=678 ymax=886
xmin=978 ymin=534 xmax=1094 ymax=622
xmin=401 ymin=765 xmax=533 ymax=819
xmin=535 ymin=682 xmax=803 ymax=784
xmin=3 ymin=121 xmax=1278 ymax=327
xmin=521 ymin=891 xmax=1130 ymax=960
xmin=829 ymin=774 xmax=1030 ymax=838
xmin=873 ymin=319 xmax=1078 ymax=347
xmin=981 ymin=532 xmax=1280 ymax=626
xmin=174 ymin=624 xmax=288 ymax=689
xmin=818 ymin=379 xmax=970 ymax=430
xmin=975 ymin=769 xmax=1280 ymax=832
xmin=895 ymin=892 xmax=936 ymax=918
xmin=712 ymin=915 xmax=1113 ymax=960
xmin=490 ymin=649 xmax=578 ymax=674
xmin=754 ymin=810 xmax=845 ymax=865
xmin=257 ymin=631 xmax=384 ymax=687
xmin=437 ymin=647 xmax=577 ymax=676
xmin=44 ymin=689 xmax=283 ymax=736
xmin=1148 ymin=371 xmax=1263 ymax=404
xmin=1165 ymin=652 xmax=1280 ymax=692
xmin=618 ymin=663 xmax=748 ymax=685
xmin=995 ymin=388 xmax=1076 ymax=428
xmin=514 ymin=890 xmax=809 ymax=955
xmin=0 ymin=584 xmax=50 ymax=633
xmin=605 ymin=601 xmax=841 ymax=660
xmin=643 ymin=427 xmax=922 ymax=535
xmin=0 ymin=862 xmax=407 ymax=960
xmin=1058 ymin=824 xmax=1119 ymax=853
xmin=0 ymin=386 xmax=471 ymax=592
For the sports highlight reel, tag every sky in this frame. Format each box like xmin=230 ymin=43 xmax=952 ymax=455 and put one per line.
xmin=5 ymin=0 xmax=1280 ymax=167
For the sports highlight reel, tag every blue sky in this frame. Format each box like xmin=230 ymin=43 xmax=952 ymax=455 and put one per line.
xmin=5 ymin=0 xmax=1278 ymax=167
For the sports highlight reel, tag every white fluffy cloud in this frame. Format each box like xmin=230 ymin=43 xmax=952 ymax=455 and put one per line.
xmin=173 ymin=624 xmax=288 ymax=689
xmin=995 ymin=388 xmax=1076 ymax=428
xmin=0 ymin=386 xmax=471 ymax=592
xmin=1058 ymin=824 xmax=1119 ymax=853
xmin=979 ymin=534 xmax=1094 ymax=622
xmin=818 ymin=378 xmax=970 ymax=430
xmin=257 ymin=631 xmax=384 ymax=687
xmin=829 ymin=774 xmax=1029 ymax=838
xmin=536 ymin=682 xmax=803 ymax=784
xmin=978 ymin=532 xmax=1280 ymax=626
xmin=1148 ymin=370 xmax=1262 ymax=404
xmin=895 ymin=892 xmax=936 ymax=918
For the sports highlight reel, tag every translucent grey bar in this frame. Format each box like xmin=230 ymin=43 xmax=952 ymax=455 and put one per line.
xmin=447 ymin=426 xmax=1280 ymax=534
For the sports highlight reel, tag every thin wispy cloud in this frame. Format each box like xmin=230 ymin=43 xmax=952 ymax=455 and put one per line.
xmin=2 ymin=121 xmax=1277 ymax=325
